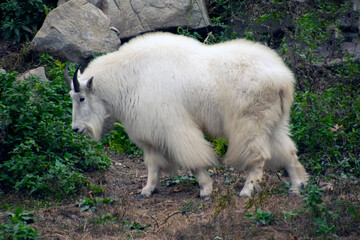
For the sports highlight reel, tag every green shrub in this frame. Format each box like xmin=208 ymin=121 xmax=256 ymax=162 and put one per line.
xmin=0 ymin=0 xmax=55 ymax=42
xmin=76 ymin=197 xmax=117 ymax=212
xmin=291 ymin=83 xmax=360 ymax=178
xmin=164 ymin=174 xmax=198 ymax=187
xmin=0 ymin=59 xmax=110 ymax=197
xmin=102 ymin=123 xmax=142 ymax=157
xmin=302 ymin=184 xmax=338 ymax=237
xmin=245 ymin=208 xmax=275 ymax=225
xmin=0 ymin=207 xmax=40 ymax=240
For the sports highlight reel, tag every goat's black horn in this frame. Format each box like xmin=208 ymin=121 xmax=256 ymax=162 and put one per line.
xmin=73 ymin=63 xmax=82 ymax=93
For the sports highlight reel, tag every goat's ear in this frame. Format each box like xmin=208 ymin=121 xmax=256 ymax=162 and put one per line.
xmin=86 ymin=77 xmax=94 ymax=90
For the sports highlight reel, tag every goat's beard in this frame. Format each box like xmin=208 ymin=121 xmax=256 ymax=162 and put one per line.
xmin=87 ymin=115 xmax=117 ymax=141
xmin=87 ymin=124 xmax=102 ymax=142
xmin=86 ymin=116 xmax=105 ymax=142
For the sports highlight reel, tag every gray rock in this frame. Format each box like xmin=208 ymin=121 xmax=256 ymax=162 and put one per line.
xmin=58 ymin=0 xmax=103 ymax=8
xmin=341 ymin=38 xmax=360 ymax=58
xmin=16 ymin=67 xmax=48 ymax=82
xmin=103 ymin=0 xmax=210 ymax=38
xmin=58 ymin=0 xmax=210 ymax=39
xmin=33 ymin=0 xmax=121 ymax=63
xmin=16 ymin=67 xmax=50 ymax=102
xmin=0 ymin=68 xmax=6 ymax=75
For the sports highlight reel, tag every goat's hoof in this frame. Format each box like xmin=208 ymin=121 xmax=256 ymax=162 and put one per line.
xmin=199 ymin=186 xmax=213 ymax=198
xmin=138 ymin=194 xmax=146 ymax=199
xmin=199 ymin=194 xmax=211 ymax=199
xmin=238 ymin=193 xmax=251 ymax=198
xmin=288 ymin=189 xmax=301 ymax=196
xmin=238 ymin=189 xmax=252 ymax=198
xmin=140 ymin=188 xmax=158 ymax=198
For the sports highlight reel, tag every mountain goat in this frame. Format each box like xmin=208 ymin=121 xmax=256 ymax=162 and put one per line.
xmin=64 ymin=32 xmax=308 ymax=198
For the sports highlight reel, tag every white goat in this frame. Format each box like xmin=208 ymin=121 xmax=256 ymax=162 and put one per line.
xmin=64 ymin=32 xmax=308 ymax=198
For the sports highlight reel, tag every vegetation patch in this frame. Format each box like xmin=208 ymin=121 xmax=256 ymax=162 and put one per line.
xmin=0 ymin=207 xmax=39 ymax=240
xmin=0 ymin=57 xmax=110 ymax=198
xmin=0 ymin=0 xmax=56 ymax=43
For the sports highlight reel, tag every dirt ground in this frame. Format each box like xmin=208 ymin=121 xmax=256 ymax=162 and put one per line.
xmin=2 ymin=153 xmax=358 ymax=240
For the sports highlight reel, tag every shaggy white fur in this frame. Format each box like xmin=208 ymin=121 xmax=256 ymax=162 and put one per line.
xmin=68 ymin=32 xmax=308 ymax=197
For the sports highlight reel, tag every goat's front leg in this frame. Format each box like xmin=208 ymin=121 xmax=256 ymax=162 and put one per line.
xmin=141 ymin=165 xmax=160 ymax=197
xmin=140 ymin=148 xmax=163 ymax=198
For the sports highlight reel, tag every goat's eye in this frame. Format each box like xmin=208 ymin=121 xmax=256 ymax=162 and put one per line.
xmin=79 ymin=97 xmax=85 ymax=102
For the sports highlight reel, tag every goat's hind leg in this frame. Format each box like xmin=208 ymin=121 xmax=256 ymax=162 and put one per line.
xmin=225 ymin=117 xmax=272 ymax=197
xmin=226 ymin=133 xmax=270 ymax=197
xmin=193 ymin=168 xmax=213 ymax=197
xmin=287 ymin=158 xmax=308 ymax=195
xmin=239 ymin=158 xmax=266 ymax=197
xmin=269 ymin=129 xmax=308 ymax=195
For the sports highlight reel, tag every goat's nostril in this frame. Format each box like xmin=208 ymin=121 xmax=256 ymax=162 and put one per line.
xmin=72 ymin=128 xmax=79 ymax=133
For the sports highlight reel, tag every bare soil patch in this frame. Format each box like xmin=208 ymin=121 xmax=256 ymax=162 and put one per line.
xmin=2 ymin=153 xmax=358 ymax=240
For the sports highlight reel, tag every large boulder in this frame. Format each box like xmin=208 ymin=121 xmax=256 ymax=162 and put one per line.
xmin=103 ymin=0 xmax=210 ymax=38
xmin=58 ymin=0 xmax=103 ymax=8
xmin=32 ymin=0 xmax=121 ymax=63
xmin=57 ymin=0 xmax=210 ymax=38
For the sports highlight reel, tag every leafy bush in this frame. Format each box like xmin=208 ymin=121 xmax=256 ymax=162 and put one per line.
xmin=0 ymin=58 xmax=110 ymax=197
xmin=245 ymin=209 xmax=275 ymax=225
xmin=302 ymin=184 xmax=338 ymax=237
xmin=102 ymin=123 xmax=142 ymax=157
xmin=0 ymin=207 xmax=40 ymax=240
xmin=76 ymin=197 xmax=117 ymax=212
xmin=291 ymin=82 xmax=360 ymax=178
xmin=164 ymin=174 xmax=198 ymax=187
xmin=0 ymin=0 xmax=55 ymax=42
xmin=0 ymin=0 xmax=56 ymax=42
